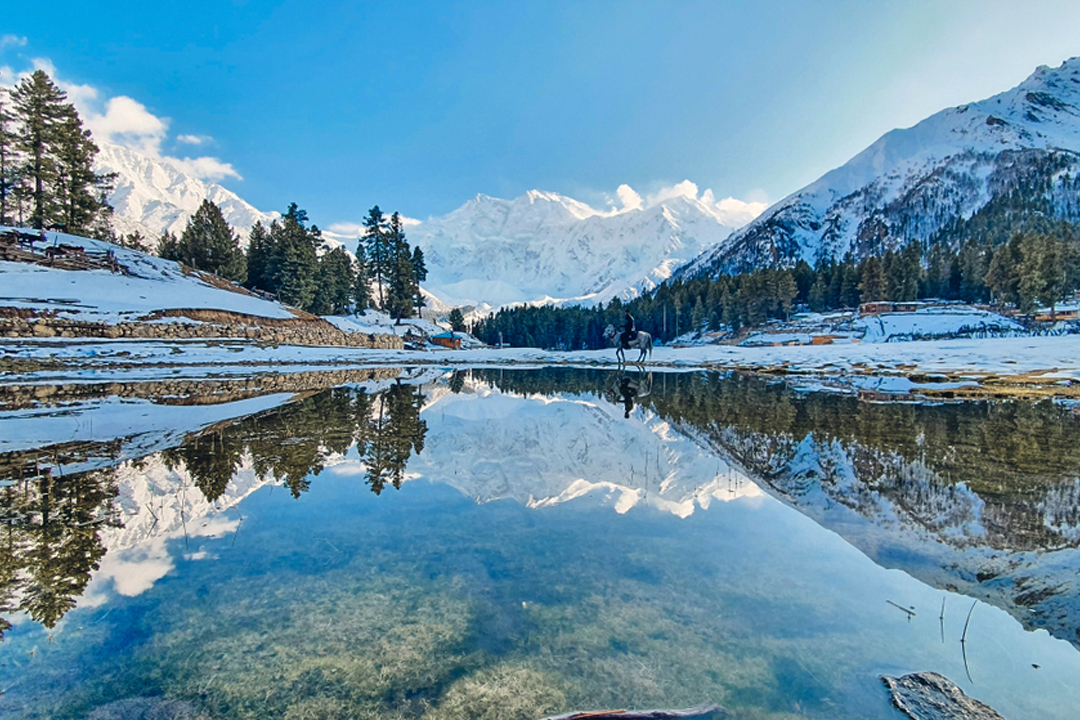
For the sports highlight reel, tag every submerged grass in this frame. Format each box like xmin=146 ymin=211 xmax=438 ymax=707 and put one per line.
xmin=16 ymin=478 xmax=887 ymax=720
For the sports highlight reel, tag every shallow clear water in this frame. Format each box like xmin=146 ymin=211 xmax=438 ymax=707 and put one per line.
xmin=2 ymin=368 xmax=1079 ymax=719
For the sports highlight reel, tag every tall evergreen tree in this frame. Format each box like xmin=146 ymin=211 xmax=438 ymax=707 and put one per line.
xmin=353 ymin=242 xmax=372 ymax=311
xmin=10 ymin=70 xmax=112 ymax=234
xmin=385 ymin=212 xmax=416 ymax=321
xmin=0 ymin=88 xmax=16 ymax=226
xmin=312 ymin=246 xmax=356 ymax=315
xmin=859 ymin=256 xmax=887 ymax=300
xmin=272 ymin=205 xmax=319 ymax=310
xmin=362 ymin=206 xmax=389 ymax=309
xmin=411 ymin=245 xmax=428 ymax=316
xmin=244 ymin=221 xmax=273 ymax=292
xmin=163 ymin=199 xmax=246 ymax=282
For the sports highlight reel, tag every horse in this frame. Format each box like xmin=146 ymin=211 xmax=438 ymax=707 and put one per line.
xmin=604 ymin=324 xmax=653 ymax=365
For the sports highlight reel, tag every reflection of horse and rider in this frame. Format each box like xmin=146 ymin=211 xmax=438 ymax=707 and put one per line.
xmin=603 ymin=310 xmax=653 ymax=365
xmin=604 ymin=370 xmax=653 ymax=418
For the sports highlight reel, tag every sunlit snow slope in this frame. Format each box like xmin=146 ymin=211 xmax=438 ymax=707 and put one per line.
xmin=681 ymin=57 xmax=1080 ymax=276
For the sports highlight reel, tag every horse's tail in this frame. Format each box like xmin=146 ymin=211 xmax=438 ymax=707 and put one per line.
xmin=646 ymin=333 xmax=654 ymax=357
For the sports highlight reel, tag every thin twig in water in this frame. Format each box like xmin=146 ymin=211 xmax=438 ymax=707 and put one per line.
xmin=961 ymin=600 xmax=977 ymax=684
xmin=887 ymin=600 xmax=916 ymax=618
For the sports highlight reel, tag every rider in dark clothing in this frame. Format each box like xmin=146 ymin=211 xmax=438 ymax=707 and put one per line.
xmin=620 ymin=311 xmax=636 ymax=349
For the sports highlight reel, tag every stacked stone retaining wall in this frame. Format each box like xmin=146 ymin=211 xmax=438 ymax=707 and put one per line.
xmin=0 ymin=313 xmax=404 ymax=349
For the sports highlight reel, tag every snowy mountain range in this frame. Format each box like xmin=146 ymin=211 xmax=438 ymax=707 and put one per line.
xmin=95 ymin=141 xmax=278 ymax=246
xmin=94 ymin=56 xmax=1080 ymax=306
xmin=409 ymin=189 xmax=746 ymax=307
xmin=680 ymin=56 xmax=1080 ymax=277
xmin=94 ymin=143 xmax=755 ymax=308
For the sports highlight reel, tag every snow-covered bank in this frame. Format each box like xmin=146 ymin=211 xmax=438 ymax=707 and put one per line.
xmin=3 ymin=333 xmax=1079 ymax=399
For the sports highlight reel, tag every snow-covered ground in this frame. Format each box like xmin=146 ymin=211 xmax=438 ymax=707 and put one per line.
xmin=4 ymin=333 xmax=1080 ymax=395
xmin=0 ymin=227 xmax=296 ymax=322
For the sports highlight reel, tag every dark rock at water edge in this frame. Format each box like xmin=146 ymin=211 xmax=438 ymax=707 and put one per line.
xmin=882 ymin=672 xmax=1005 ymax=720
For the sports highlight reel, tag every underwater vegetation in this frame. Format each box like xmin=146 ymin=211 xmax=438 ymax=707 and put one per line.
xmin=6 ymin=477 xmax=869 ymax=720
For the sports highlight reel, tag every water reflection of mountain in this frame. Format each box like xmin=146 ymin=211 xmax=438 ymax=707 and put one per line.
xmin=576 ymin=370 xmax=1080 ymax=652
xmin=6 ymin=366 xmax=1080 ymax=655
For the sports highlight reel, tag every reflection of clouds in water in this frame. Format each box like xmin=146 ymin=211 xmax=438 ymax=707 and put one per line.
xmin=83 ymin=514 xmax=238 ymax=605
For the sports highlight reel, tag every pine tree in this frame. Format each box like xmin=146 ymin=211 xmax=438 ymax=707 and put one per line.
xmin=170 ymin=199 xmax=246 ymax=282
xmin=448 ymin=308 xmax=466 ymax=332
xmin=859 ymin=256 xmax=887 ymax=300
xmin=157 ymin=230 xmax=179 ymax=259
xmin=10 ymin=70 xmax=112 ymax=233
xmin=11 ymin=70 xmax=67 ymax=229
xmin=411 ymin=245 xmax=428 ymax=316
xmin=0 ymin=88 xmax=17 ymax=226
xmin=385 ymin=212 xmax=416 ymax=321
xmin=244 ymin=221 xmax=273 ymax=293
xmin=362 ymin=206 xmax=389 ymax=309
xmin=353 ymin=242 xmax=372 ymax=311
xmin=272 ymin=206 xmax=319 ymax=310
xmin=311 ymin=246 xmax=356 ymax=315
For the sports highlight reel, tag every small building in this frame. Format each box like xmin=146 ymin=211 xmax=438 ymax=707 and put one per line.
xmin=859 ymin=301 xmax=894 ymax=315
xmin=431 ymin=332 xmax=462 ymax=350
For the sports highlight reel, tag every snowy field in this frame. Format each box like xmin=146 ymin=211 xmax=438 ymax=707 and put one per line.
xmin=4 ymin=333 xmax=1080 ymax=394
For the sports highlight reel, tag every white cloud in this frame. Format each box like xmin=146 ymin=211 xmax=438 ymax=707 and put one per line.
xmin=0 ymin=35 xmax=27 ymax=49
xmin=85 ymin=95 xmax=168 ymax=156
xmin=646 ymin=179 xmax=700 ymax=206
xmin=606 ymin=180 xmax=767 ymax=228
xmin=712 ymin=195 xmax=768 ymax=228
xmin=165 ymin=155 xmax=242 ymax=182
xmin=328 ymin=221 xmax=365 ymax=236
xmin=616 ymin=184 xmax=643 ymax=211
xmin=8 ymin=57 xmax=243 ymax=183
xmin=0 ymin=66 xmax=14 ymax=86
xmin=327 ymin=215 xmax=422 ymax=239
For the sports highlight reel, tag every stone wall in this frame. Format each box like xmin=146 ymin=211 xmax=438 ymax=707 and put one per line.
xmin=0 ymin=367 xmax=404 ymax=410
xmin=0 ymin=314 xmax=404 ymax=349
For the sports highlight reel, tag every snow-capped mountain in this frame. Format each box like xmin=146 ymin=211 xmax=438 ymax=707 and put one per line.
xmin=95 ymin=141 xmax=278 ymax=246
xmin=411 ymin=189 xmax=743 ymax=307
xmin=680 ymin=57 xmax=1080 ymax=277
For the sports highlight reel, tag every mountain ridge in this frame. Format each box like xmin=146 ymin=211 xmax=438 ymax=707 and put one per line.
xmin=678 ymin=56 xmax=1080 ymax=278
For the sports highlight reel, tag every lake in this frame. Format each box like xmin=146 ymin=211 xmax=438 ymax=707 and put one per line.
xmin=1 ymin=367 xmax=1079 ymax=719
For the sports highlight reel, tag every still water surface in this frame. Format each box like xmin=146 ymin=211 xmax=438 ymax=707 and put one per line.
xmin=1 ymin=368 xmax=1079 ymax=719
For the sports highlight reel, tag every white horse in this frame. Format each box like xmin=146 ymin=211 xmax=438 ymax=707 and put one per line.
xmin=604 ymin=324 xmax=653 ymax=365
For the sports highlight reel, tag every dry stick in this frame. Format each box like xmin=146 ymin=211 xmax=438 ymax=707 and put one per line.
xmin=886 ymin=600 xmax=916 ymax=618
xmin=939 ymin=597 xmax=946 ymax=644
xmin=961 ymin=600 xmax=977 ymax=684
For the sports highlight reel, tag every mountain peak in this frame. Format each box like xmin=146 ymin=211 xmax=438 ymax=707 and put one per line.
xmin=96 ymin=141 xmax=278 ymax=246
xmin=678 ymin=55 xmax=1080 ymax=277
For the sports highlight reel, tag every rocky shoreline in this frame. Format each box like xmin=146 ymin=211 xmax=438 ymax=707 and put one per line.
xmin=0 ymin=308 xmax=404 ymax=349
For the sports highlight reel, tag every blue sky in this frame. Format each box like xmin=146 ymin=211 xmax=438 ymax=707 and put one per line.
xmin=3 ymin=0 xmax=1080 ymax=233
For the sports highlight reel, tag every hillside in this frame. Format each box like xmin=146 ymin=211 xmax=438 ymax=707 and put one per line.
xmin=680 ymin=57 xmax=1080 ymax=277
xmin=0 ymin=227 xmax=401 ymax=349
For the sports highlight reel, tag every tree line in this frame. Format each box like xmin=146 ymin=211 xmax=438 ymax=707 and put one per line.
xmin=157 ymin=199 xmax=427 ymax=318
xmin=0 ymin=70 xmax=114 ymax=236
xmin=472 ymin=222 xmax=1080 ymax=349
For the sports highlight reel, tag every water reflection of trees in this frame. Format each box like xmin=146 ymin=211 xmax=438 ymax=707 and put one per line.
xmin=0 ymin=383 xmax=429 ymax=638
xmin=476 ymin=368 xmax=1080 ymax=493
xmin=0 ymin=466 xmax=120 ymax=640
xmin=163 ymin=383 xmax=427 ymax=501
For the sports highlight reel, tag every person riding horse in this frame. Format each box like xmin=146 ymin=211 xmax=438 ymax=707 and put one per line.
xmin=620 ymin=311 xmax=636 ymax=350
